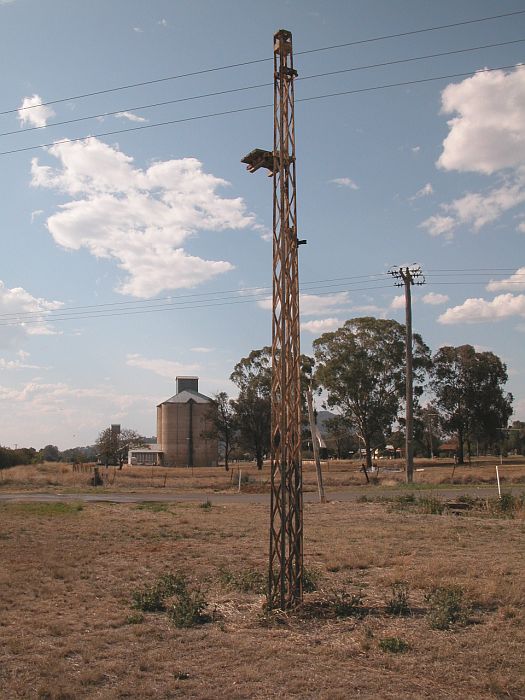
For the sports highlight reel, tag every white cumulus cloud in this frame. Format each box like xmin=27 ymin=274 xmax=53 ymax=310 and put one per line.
xmin=126 ymin=353 xmax=200 ymax=379
xmin=301 ymin=318 xmax=341 ymax=334
xmin=487 ymin=267 xmax=525 ymax=292
xmin=257 ymin=292 xmax=350 ymax=316
xmin=0 ymin=350 xmax=41 ymax=371
xmin=411 ymin=183 xmax=433 ymax=200
xmin=390 ymin=294 xmax=405 ymax=310
xmin=420 ymin=215 xmax=456 ymax=238
xmin=422 ymin=292 xmax=449 ymax=305
xmin=115 ymin=111 xmax=147 ymax=123
xmin=329 ymin=177 xmax=359 ymax=190
xmin=438 ymin=65 xmax=525 ymax=174
xmin=422 ymin=65 xmax=525 ymax=238
xmin=31 ymin=139 xmax=256 ymax=297
xmin=18 ymin=94 xmax=55 ymax=128
xmin=438 ymin=293 xmax=525 ymax=324
xmin=0 ymin=280 xmax=63 ymax=347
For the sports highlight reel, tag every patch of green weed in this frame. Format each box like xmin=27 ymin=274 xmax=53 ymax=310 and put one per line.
xmin=386 ymin=581 xmax=411 ymax=616
xmin=425 ymin=585 xmax=470 ymax=630
xmin=379 ymin=637 xmax=409 ymax=653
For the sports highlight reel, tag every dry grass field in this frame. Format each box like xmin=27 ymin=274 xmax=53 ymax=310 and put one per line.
xmin=0 ymin=493 xmax=524 ymax=698
xmin=1 ymin=457 xmax=525 ymax=494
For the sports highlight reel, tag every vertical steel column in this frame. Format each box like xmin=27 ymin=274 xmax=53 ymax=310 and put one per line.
xmin=268 ymin=29 xmax=303 ymax=610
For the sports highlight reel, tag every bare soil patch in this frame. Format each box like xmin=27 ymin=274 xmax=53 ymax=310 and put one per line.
xmin=0 ymin=497 xmax=523 ymax=698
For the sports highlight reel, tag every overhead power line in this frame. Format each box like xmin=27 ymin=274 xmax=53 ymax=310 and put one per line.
xmin=4 ymin=9 xmax=523 ymax=117
xmin=4 ymin=38 xmax=523 ymax=139
xmin=0 ymin=64 xmax=519 ymax=157
xmin=1 ymin=267 xmax=522 ymax=327
xmin=0 ymin=283 xmax=396 ymax=327
xmin=1 ymin=267 xmax=519 ymax=322
xmin=0 ymin=273 xmax=391 ymax=321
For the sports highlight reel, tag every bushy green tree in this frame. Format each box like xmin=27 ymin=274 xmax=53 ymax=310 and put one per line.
xmin=431 ymin=345 xmax=513 ymax=463
xmin=230 ymin=347 xmax=314 ymax=469
xmin=313 ymin=317 xmax=431 ymax=469
xmin=96 ymin=427 xmax=145 ymax=468
xmin=230 ymin=348 xmax=272 ymax=470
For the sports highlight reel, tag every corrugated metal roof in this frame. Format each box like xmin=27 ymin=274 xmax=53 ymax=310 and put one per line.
xmin=158 ymin=389 xmax=212 ymax=405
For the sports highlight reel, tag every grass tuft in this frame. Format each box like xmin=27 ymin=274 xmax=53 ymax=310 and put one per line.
xmin=218 ymin=566 xmax=265 ymax=594
xmin=386 ymin=581 xmax=411 ymax=616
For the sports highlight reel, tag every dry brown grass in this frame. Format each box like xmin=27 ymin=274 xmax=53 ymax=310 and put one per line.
xmin=2 ymin=456 xmax=525 ymax=494
xmin=0 ymin=497 xmax=523 ymax=699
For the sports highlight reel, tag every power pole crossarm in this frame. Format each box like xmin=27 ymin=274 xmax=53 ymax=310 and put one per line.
xmin=389 ymin=265 xmax=425 ymax=484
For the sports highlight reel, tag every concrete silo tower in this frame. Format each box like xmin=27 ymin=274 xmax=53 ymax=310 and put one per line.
xmin=156 ymin=377 xmax=218 ymax=467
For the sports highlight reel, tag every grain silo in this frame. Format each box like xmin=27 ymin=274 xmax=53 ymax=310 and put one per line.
xmin=156 ymin=377 xmax=218 ymax=467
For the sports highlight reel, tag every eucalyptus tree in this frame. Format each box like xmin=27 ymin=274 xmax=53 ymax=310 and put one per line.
xmin=431 ymin=345 xmax=513 ymax=463
xmin=313 ymin=317 xmax=431 ymax=469
xmin=230 ymin=347 xmax=314 ymax=469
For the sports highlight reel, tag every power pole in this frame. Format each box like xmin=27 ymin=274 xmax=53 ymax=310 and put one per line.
xmin=389 ymin=266 xmax=425 ymax=483
xmin=242 ymin=29 xmax=305 ymax=610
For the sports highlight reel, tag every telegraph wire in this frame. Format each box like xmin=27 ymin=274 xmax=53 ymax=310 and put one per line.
xmin=3 ymin=38 xmax=523 ymax=139
xmin=5 ymin=8 xmax=524 ymax=117
xmin=0 ymin=268 xmax=519 ymax=321
xmin=0 ymin=274 xmax=391 ymax=320
xmin=1 ymin=271 xmax=523 ymax=326
xmin=0 ymin=283 xmax=396 ymax=327
xmin=3 ymin=267 xmax=520 ymax=321
xmin=0 ymin=64 xmax=520 ymax=157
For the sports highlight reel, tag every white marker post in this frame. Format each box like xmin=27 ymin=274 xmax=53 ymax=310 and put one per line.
xmin=496 ymin=465 xmax=501 ymax=499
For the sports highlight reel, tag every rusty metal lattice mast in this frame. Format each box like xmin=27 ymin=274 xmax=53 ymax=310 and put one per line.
xmin=269 ymin=29 xmax=303 ymax=610
xmin=241 ymin=29 xmax=303 ymax=610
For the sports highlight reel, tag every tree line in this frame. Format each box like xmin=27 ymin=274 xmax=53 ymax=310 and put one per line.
xmin=207 ymin=316 xmax=516 ymax=469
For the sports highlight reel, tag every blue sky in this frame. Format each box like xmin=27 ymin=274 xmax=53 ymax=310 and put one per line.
xmin=0 ymin=0 xmax=524 ymax=449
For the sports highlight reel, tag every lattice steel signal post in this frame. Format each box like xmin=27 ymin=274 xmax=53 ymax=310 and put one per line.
xmin=242 ymin=29 xmax=305 ymax=610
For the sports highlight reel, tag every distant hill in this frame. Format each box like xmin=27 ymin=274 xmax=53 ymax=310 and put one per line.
xmin=315 ymin=410 xmax=337 ymax=435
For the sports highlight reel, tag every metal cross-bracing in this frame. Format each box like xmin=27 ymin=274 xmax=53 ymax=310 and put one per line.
xmin=240 ymin=29 xmax=303 ymax=611
xmin=269 ymin=29 xmax=303 ymax=611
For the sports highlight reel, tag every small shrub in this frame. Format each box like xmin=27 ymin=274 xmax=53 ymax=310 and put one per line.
xmin=419 ymin=496 xmax=444 ymax=515
xmin=167 ymin=576 xmax=209 ymax=628
xmin=379 ymin=637 xmax=409 ymax=653
xmin=497 ymin=493 xmax=516 ymax=514
xmin=131 ymin=585 xmax=165 ymax=613
xmin=386 ymin=581 xmax=411 ymax=616
xmin=131 ymin=572 xmax=186 ymax=612
xmin=303 ymin=567 xmax=322 ymax=593
xmin=425 ymin=585 xmax=469 ymax=630
xmin=200 ymin=499 xmax=212 ymax=510
xmin=332 ymin=589 xmax=364 ymax=618
xmin=174 ymin=672 xmax=190 ymax=681
xmin=397 ymin=493 xmax=416 ymax=505
xmin=125 ymin=612 xmax=144 ymax=624
xmin=218 ymin=566 xmax=265 ymax=593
